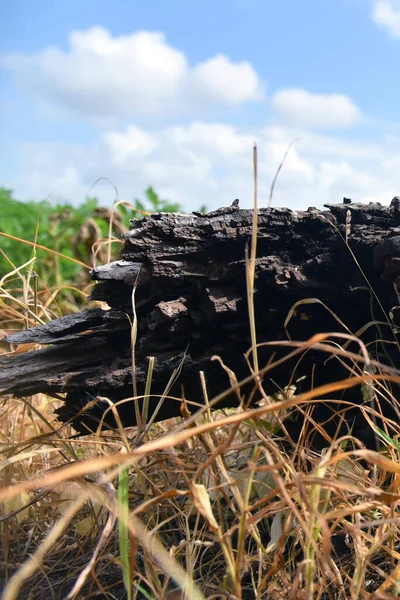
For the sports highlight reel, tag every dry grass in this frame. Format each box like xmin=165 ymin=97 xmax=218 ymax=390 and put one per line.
xmin=2 ymin=206 xmax=400 ymax=600
xmin=3 ymin=366 xmax=400 ymax=600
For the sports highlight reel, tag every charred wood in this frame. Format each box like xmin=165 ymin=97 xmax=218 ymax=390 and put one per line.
xmin=2 ymin=199 xmax=400 ymax=443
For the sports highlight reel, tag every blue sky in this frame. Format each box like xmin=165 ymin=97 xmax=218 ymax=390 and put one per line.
xmin=1 ymin=0 xmax=400 ymax=211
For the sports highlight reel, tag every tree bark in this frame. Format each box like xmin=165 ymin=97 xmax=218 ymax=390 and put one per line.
xmin=2 ymin=199 xmax=400 ymax=435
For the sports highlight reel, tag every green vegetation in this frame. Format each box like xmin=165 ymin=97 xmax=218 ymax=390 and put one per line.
xmin=0 ymin=186 xmax=186 ymax=286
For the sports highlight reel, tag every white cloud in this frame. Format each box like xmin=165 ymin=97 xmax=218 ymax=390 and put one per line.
xmin=271 ymin=89 xmax=362 ymax=129
xmin=372 ymin=0 xmax=400 ymax=37
xmin=0 ymin=27 xmax=263 ymax=119
xmin=168 ymin=122 xmax=254 ymax=159
xmin=318 ymin=160 xmax=374 ymax=191
xmin=191 ymin=55 xmax=264 ymax=105
xmin=104 ymin=126 xmax=158 ymax=165
xmin=5 ymin=120 xmax=400 ymax=214
xmin=97 ymin=123 xmax=321 ymax=205
xmin=383 ymin=153 xmax=400 ymax=168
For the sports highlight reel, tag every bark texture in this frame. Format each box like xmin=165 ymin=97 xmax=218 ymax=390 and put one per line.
xmin=2 ymin=199 xmax=400 ymax=437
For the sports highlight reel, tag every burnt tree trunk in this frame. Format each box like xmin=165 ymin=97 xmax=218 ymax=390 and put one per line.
xmin=2 ymin=199 xmax=400 ymax=439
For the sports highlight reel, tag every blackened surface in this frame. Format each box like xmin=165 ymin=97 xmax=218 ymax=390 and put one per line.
xmin=2 ymin=202 xmax=400 ymax=437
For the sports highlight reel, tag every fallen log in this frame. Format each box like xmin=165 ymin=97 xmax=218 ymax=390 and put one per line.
xmin=2 ymin=198 xmax=400 ymax=442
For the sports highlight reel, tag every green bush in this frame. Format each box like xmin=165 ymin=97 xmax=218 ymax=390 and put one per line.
xmin=0 ymin=186 xmax=187 ymax=287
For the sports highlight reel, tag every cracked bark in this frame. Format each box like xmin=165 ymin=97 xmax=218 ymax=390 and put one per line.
xmin=1 ymin=200 xmax=400 ymax=439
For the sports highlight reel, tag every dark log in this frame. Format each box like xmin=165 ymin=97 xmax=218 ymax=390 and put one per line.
xmin=2 ymin=199 xmax=400 ymax=440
